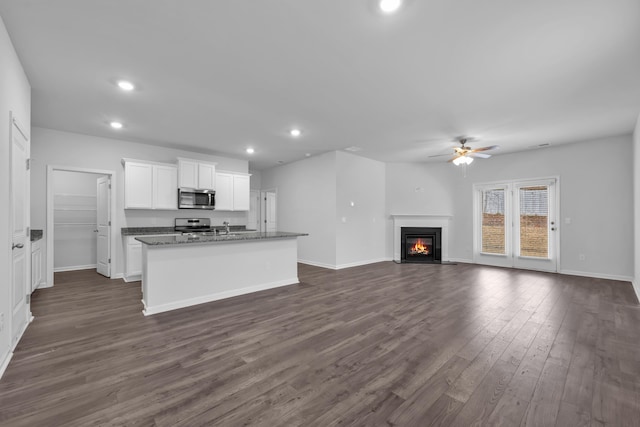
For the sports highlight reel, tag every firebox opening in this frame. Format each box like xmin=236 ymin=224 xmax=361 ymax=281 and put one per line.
xmin=400 ymin=227 xmax=442 ymax=264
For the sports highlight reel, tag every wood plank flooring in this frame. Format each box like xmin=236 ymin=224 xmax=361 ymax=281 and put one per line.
xmin=1 ymin=262 xmax=639 ymax=426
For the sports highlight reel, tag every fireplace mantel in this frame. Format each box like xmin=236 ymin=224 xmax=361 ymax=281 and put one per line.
xmin=391 ymin=214 xmax=451 ymax=262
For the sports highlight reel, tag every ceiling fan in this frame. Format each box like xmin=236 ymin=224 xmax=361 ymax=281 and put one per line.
xmin=429 ymin=137 xmax=499 ymax=166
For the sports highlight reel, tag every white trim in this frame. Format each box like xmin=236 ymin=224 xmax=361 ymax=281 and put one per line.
xmin=46 ymin=165 xmax=117 ymax=288
xmin=298 ymin=259 xmax=337 ymax=269
xmin=559 ymin=269 xmax=634 ymax=283
xmin=53 ymin=264 xmax=96 ymax=273
xmin=142 ymin=277 xmax=299 ymax=316
xmin=633 ymin=280 xmax=640 ymax=303
xmin=448 ymin=258 xmax=473 ymax=264
xmin=123 ymin=274 xmax=141 ymax=283
xmin=0 ymin=351 xmax=13 ymax=380
xmin=298 ymin=258 xmax=393 ymax=270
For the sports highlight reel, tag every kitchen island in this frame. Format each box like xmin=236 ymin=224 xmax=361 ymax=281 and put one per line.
xmin=136 ymin=231 xmax=307 ymax=315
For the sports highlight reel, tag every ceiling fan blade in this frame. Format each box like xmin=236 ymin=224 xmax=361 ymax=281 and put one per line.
xmin=447 ymin=155 xmax=462 ymax=163
xmin=468 ymin=152 xmax=491 ymax=159
xmin=428 ymin=153 xmax=453 ymax=158
xmin=470 ymin=145 xmax=499 ymax=153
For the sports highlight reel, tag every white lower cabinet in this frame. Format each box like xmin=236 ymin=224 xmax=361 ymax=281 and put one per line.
xmin=31 ymin=239 xmax=42 ymax=292
xmin=125 ymin=236 xmax=143 ymax=282
xmin=124 ymin=234 xmax=179 ymax=282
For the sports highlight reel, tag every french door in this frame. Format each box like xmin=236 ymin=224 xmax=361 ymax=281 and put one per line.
xmin=473 ymin=178 xmax=558 ymax=272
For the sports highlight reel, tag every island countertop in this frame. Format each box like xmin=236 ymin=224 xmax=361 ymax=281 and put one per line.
xmin=136 ymin=231 xmax=307 ymax=246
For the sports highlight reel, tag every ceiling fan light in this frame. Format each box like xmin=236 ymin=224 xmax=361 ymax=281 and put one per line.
xmin=453 ymin=155 xmax=473 ymax=166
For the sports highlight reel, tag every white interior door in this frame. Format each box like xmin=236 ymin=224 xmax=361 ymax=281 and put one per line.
xmin=261 ymin=191 xmax=277 ymax=232
xmin=10 ymin=116 xmax=30 ymax=346
xmin=248 ymin=190 xmax=260 ymax=231
xmin=96 ymin=176 xmax=111 ymax=277
xmin=474 ymin=178 xmax=558 ymax=273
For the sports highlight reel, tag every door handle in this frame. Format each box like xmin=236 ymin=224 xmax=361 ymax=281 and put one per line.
xmin=12 ymin=243 xmax=24 ymax=250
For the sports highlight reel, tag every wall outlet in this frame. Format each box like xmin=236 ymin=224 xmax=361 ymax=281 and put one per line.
xmin=579 ymin=254 xmax=586 ymax=261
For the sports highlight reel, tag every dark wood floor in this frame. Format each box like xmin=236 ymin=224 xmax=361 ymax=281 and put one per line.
xmin=0 ymin=263 xmax=639 ymax=426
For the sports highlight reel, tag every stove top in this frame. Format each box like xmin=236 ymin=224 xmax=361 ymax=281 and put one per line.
xmin=174 ymin=217 xmax=212 ymax=234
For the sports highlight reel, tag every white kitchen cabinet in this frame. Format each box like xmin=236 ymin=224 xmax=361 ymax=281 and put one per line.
xmin=233 ymin=174 xmax=250 ymax=211
xmin=31 ymin=239 xmax=42 ymax=292
xmin=215 ymin=172 xmax=233 ymax=211
xmin=215 ymin=171 xmax=251 ymax=211
xmin=178 ymin=158 xmax=216 ymax=190
xmin=125 ymin=236 xmax=143 ymax=282
xmin=123 ymin=159 xmax=178 ymax=210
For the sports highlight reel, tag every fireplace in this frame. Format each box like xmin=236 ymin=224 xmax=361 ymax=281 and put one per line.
xmin=400 ymin=227 xmax=442 ymax=263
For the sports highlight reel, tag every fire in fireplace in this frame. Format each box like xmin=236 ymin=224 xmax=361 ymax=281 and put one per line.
xmin=401 ymin=227 xmax=442 ymax=263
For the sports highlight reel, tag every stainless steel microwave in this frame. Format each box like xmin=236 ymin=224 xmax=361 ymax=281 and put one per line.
xmin=178 ymin=188 xmax=215 ymax=209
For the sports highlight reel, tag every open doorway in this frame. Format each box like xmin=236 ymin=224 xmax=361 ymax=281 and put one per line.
xmin=46 ymin=166 xmax=116 ymax=287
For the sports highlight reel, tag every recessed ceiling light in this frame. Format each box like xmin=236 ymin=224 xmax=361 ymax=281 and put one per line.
xmin=110 ymin=121 xmax=123 ymax=129
xmin=117 ymin=80 xmax=135 ymax=91
xmin=289 ymin=128 xmax=302 ymax=138
xmin=379 ymin=0 xmax=402 ymax=14
xmin=246 ymin=148 xmax=255 ymax=154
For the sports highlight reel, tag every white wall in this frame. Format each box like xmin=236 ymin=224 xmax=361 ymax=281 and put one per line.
xmin=385 ymin=162 xmax=456 ymax=259
xmin=52 ymin=171 xmax=104 ymax=270
xmin=0 ymin=16 xmax=31 ymax=374
xmin=261 ymin=152 xmax=337 ymax=267
xmin=446 ymin=135 xmax=634 ymax=279
xmin=30 ymin=127 xmax=250 ymax=281
xmin=633 ymin=114 xmax=640 ymax=298
xmin=335 ymin=152 xmax=386 ymax=268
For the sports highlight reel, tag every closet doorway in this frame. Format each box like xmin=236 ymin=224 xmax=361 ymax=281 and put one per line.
xmin=46 ymin=166 xmax=116 ymax=287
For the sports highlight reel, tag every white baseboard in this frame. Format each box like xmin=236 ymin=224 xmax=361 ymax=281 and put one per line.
xmin=633 ymin=279 xmax=640 ymax=303
xmin=142 ymin=277 xmax=300 ymax=316
xmin=112 ymin=273 xmax=124 ymax=280
xmin=335 ymin=258 xmax=390 ymax=270
xmin=0 ymin=350 xmax=12 ymax=380
xmin=298 ymin=259 xmax=337 ymax=269
xmin=123 ymin=274 xmax=141 ymax=283
xmin=53 ymin=264 xmax=96 ymax=273
xmin=559 ymin=269 xmax=633 ymax=282
xmin=447 ymin=258 xmax=473 ymax=264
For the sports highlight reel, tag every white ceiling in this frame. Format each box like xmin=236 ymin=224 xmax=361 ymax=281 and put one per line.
xmin=1 ymin=0 xmax=639 ymax=170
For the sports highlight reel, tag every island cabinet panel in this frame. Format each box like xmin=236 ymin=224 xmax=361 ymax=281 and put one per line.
xmin=215 ymin=171 xmax=250 ymax=211
xmin=123 ymin=159 xmax=177 ymax=210
xmin=141 ymin=237 xmax=300 ymax=315
xmin=178 ymin=158 xmax=216 ymax=190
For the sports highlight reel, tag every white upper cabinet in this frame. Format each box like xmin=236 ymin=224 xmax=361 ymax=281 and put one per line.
xmin=233 ymin=174 xmax=250 ymax=211
xmin=153 ymin=164 xmax=178 ymax=210
xmin=215 ymin=171 xmax=251 ymax=211
xmin=215 ymin=172 xmax=233 ymax=211
xmin=178 ymin=158 xmax=216 ymax=190
xmin=123 ymin=159 xmax=178 ymax=210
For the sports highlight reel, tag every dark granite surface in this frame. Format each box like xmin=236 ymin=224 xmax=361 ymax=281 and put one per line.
xmin=121 ymin=226 xmax=255 ymax=236
xmin=135 ymin=231 xmax=307 ymax=246
xmin=31 ymin=229 xmax=43 ymax=242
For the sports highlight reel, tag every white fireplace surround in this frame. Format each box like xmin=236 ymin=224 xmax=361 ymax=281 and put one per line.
xmin=391 ymin=214 xmax=452 ymax=262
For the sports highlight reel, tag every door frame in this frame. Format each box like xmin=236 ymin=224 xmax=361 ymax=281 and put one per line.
xmin=472 ymin=176 xmax=560 ymax=272
xmin=46 ymin=165 xmax=117 ymax=287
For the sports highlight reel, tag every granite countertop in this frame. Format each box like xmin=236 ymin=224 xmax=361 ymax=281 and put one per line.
xmin=31 ymin=229 xmax=43 ymax=242
xmin=135 ymin=231 xmax=308 ymax=246
xmin=121 ymin=226 xmax=255 ymax=236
